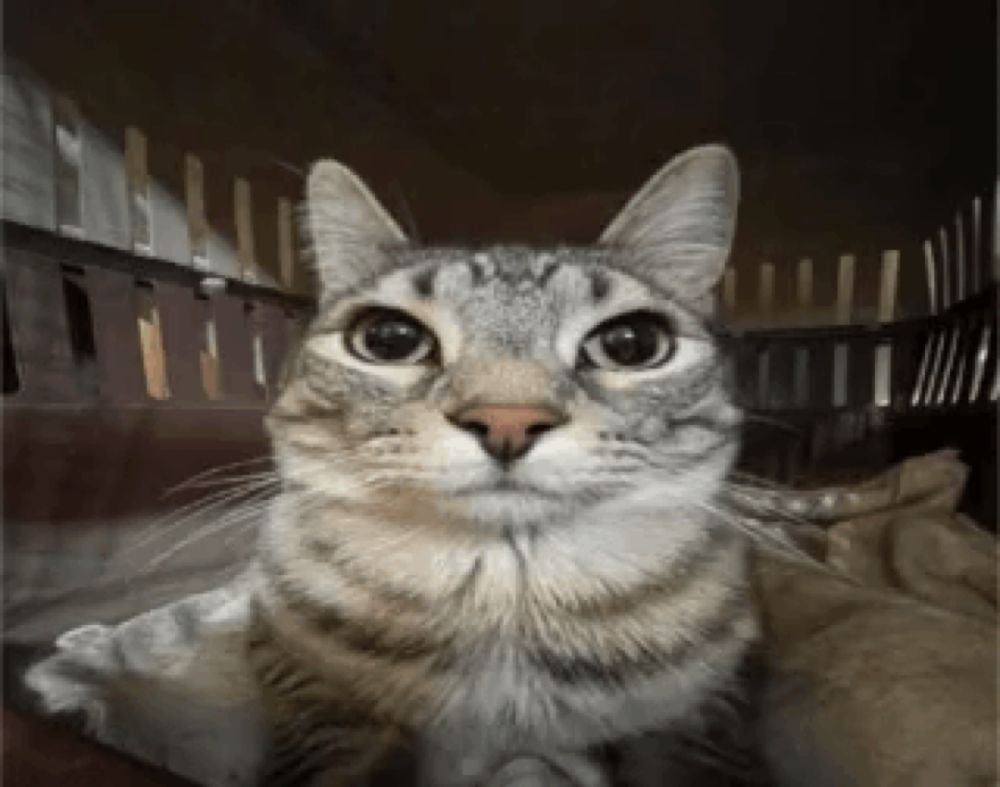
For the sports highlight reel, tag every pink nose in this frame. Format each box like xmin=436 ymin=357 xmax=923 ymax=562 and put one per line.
xmin=449 ymin=404 xmax=567 ymax=464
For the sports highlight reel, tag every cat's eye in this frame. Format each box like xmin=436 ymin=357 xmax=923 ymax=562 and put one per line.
xmin=347 ymin=309 xmax=436 ymax=364
xmin=579 ymin=312 xmax=675 ymax=370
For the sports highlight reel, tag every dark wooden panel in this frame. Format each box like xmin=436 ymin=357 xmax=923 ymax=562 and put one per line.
xmin=154 ymin=282 xmax=204 ymax=402
xmin=212 ymin=294 xmax=260 ymax=402
xmin=3 ymin=251 xmax=79 ymax=401
xmin=85 ymin=267 xmax=146 ymax=403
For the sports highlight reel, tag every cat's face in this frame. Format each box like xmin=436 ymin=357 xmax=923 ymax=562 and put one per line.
xmin=268 ymin=146 xmax=741 ymax=532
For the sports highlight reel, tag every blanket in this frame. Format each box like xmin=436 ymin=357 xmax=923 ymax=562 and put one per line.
xmin=19 ymin=450 xmax=999 ymax=786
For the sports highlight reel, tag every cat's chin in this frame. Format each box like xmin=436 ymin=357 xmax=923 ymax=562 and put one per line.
xmin=441 ymin=484 xmax=569 ymax=529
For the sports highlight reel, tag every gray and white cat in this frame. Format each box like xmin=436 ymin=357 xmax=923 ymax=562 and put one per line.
xmin=248 ymin=144 xmax=757 ymax=786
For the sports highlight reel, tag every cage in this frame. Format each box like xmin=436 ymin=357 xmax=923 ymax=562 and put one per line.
xmin=2 ymin=3 xmax=997 ymax=786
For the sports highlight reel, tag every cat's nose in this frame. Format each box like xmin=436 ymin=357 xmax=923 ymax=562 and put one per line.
xmin=449 ymin=404 xmax=567 ymax=464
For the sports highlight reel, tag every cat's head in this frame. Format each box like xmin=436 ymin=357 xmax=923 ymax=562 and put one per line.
xmin=268 ymin=145 xmax=741 ymax=532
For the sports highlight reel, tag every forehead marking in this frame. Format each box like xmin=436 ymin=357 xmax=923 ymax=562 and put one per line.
xmin=590 ymin=270 xmax=612 ymax=301
xmin=411 ymin=265 xmax=437 ymax=297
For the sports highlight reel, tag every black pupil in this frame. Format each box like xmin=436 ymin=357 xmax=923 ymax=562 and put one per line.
xmin=364 ymin=318 xmax=422 ymax=360
xmin=601 ymin=320 xmax=661 ymax=365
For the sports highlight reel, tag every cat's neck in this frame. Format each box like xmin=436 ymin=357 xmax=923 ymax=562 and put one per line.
xmin=262 ymin=487 xmax=733 ymax=612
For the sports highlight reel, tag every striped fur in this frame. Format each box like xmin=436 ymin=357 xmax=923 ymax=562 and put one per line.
xmin=251 ymin=146 xmax=756 ymax=786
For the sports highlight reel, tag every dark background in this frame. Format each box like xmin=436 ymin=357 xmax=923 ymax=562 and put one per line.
xmin=5 ymin=0 xmax=996 ymax=272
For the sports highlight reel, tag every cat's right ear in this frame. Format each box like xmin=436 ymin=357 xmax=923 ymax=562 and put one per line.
xmin=304 ymin=160 xmax=408 ymax=293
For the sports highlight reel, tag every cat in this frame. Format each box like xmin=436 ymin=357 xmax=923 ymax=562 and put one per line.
xmin=246 ymin=144 xmax=757 ymax=787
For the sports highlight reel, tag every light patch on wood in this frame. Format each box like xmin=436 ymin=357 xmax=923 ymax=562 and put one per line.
xmin=923 ymin=240 xmax=938 ymax=314
xmin=200 ymin=308 xmax=222 ymax=400
xmin=137 ymin=295 xmax=170 ymax=400
xmin=938 ymin=227 xmax=951 ymax=307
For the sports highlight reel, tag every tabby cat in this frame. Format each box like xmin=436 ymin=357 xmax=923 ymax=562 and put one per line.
xmin=248 ymin=145 xmax=757 ymax=786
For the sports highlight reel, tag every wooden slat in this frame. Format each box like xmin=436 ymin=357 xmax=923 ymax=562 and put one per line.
xmin=834 ymin=254 xmax=855 ymax=324
xmin=971 ymin=195 xmax=982 ymax=294
xmin=793 ymin=258 xmax=813 ymax=407
xmin=137 ymin=294 xmax=170 ymax=400
xmin=954 ymin=213 xmax=966 ymax=302
xmin=185 ymin=154 xmax=210 ymax=270
xmin=278 ymin=197 xmax=295 ymax=290
xmin=938 ymin=227 xmax=951 ymax=307
xmin=3 ymin=252 xmax=79 ymax=400
xmin=234 ymin=177 xmax=257 ymax=283
xmin=832 ymin=254 xmax=855 ymax=407
xmin=923 ymin=239 xmax=938 ymax=314
xmin=873 ymin=250 xmax=899 ymax=408
xmin=968 ymin=323 xmax=992 ymax=402
xmin=125 ymin=126 xmax=152 ymax=254
xmin=876 ymin=250 xmax=899 ymax=323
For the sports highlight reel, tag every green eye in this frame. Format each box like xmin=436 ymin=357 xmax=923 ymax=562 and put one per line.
xmin=580 ymin=312 xmax=675 ymax=370
xmin=347 ymin=309 xmax=436 ymax=364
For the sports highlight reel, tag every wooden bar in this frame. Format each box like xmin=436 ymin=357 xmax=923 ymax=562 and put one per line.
xmin=234 ymin=177 xmax=257 ymax=283
xmin=832 ymin=254 xmax=854 ymax=407
xmin=125 ymin=126 xmax=152 ymax=254
xmin=278 ymin=197 xmax=295 ymax=290
xmin=954 ymin=213 xmax=966 ymax=302
xmin=971 ymin=196 xmax=982 ymax=294
xmin=873 ymin=250 xmax=899 ymax=406
xmin=938 ymin=227 xmax=951 ymax=307
xmin=923 ymin=239 xmax=938 ymax=314
xmin=792 ymin=258 xmax=813 ymax=407
xmin=968 ymin=323 xmax=992 ymax=402
xmin=3 ymin=252 xmax=79 ymax=400
xmin=185 ymin=153 xmax=209 ymax=270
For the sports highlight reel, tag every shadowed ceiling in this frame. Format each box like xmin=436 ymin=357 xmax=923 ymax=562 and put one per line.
xmin=5 ymin=0 xmax=996 ymax=269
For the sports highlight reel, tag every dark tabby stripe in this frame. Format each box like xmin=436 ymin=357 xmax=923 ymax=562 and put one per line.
xmin=466 ymin=257 xmax=487 ymax=285
xmin=410 ymin=265 xmax=437 ymax=297
xmin=553 ymin=526 xmax=732 ymax=620
xmin=527 ymin=589 xmax=749 ymax=688
xmin=537 ymin=258 xmax=562 ymax=286
xmin=301 ymin=535 xmax=431 ymax=612
xmin=265 ymin=568 xmax=458 ymax=668
xmin=590 ymin=269 xmax=612 ymax=301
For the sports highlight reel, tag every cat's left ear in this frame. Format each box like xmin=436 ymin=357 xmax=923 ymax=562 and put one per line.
xmin=600 ymin=145 xmax=738 ymax=305
xmin=305 ymin=159 xmax=408 ymax=294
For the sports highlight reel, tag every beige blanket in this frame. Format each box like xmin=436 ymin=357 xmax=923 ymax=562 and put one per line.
xmin=22 ymin=450 xmax=999 ymax=786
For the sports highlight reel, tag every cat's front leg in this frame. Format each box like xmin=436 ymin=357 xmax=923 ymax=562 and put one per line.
xmin=258 ymin=697 xmax=400 ymax=787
